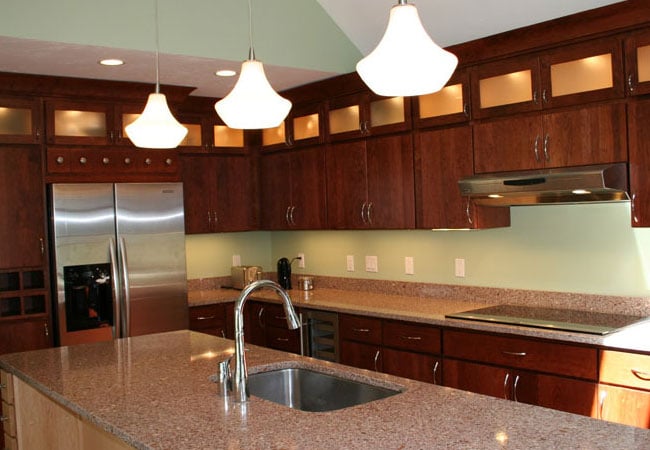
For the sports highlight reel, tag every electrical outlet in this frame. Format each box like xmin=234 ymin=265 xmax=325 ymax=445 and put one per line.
xmin=232 ymin=254 xmax=241 ymax=266
xmin=405 ymin=256 xmax=414 ymax=275
xmin=365 ymin=255 xmax=378 ymax=273
xmin=346 ymin=255 xmax=355 ymax=272
xmin=455 ymin=258 xmax=466 ymax=277
xmin=297 ymin=252 xmax=305 ymax=268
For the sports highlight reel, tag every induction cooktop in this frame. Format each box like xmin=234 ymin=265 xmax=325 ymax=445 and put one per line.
xmin=445 ymin=304 xmax=649 ymax=335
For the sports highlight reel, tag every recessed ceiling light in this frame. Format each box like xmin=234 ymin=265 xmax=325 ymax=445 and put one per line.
xmin=99 ymin=58 xmax=125 ymax=66
xmin=215 ymin=69 xmax=237 ymax=77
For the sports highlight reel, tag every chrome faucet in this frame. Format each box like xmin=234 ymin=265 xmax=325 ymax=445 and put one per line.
xmin=231 ymin=279 xmax=300 ymax=403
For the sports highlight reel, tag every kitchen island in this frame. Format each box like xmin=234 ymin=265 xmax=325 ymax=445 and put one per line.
xmin=2 ymin=330 xmax=649 ymax=449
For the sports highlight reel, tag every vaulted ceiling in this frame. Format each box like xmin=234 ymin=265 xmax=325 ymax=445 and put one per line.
xmin=0 ymin=0 xmax=622 ymax=98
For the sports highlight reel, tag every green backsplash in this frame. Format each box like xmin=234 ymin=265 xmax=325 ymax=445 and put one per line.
xmin=186 ymin=202 xmax=650 ymax=296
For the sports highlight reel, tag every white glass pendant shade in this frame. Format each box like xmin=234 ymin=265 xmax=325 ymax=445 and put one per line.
xmin=125 ymin=93 xmax=188 ymax=149
xmin=215 ymin=59 xmax=292 ymax=130
xmin=356 ymin=3 xmax=458 ymax=97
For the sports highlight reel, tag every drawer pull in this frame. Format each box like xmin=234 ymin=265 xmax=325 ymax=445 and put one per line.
xmin=631 ymin=369 xmax=650 ymax=381
xmin=373 ymin=349 xmax=381 ymax=372
xmin=0 ymin=382 xmax=6 ymax=389
xmin=0 ymin=415 xmax=8 ymax=422
xmin=352 ymin=328 xmax=370 ymax=333
xmin=503 ymin=373 xmax=510 ymax=400
xmin=274 ymin=315 xmax=287 ymax=321
xmin=276 ymin=338 xmax=289 ymax=342
xmin=400 ymin=335 xmax=422 ymax=341
xmin=432 ymin=361 xmax=439 ymax=385
xmin=513 ymin=374 xmax=520 ymax=402
xmin=502 ymin=351 xmax=527 ymax=357
xmin=196 ymin=315 xmax=217 ymax=321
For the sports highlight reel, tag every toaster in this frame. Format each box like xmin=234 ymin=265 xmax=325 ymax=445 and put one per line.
xmin=231 ymin=265 xmax=263 ymax=289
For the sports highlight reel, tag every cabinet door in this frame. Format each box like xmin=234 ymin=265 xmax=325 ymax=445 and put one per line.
xmin=0 ymin=146 xmax=45 ymax=268
xmin=189 ymin=304 xmax=227 ymax=338
xmin=382 ymin=348 xmax=440 ymax=384
xmin=290 ymin=147 xmax=327 ymax=229
xmin=326 ymin=140 xmax=368 ymax=229
xmin=340 ymin=340 xmax=382 ymax=372
xmin=473 ymin=115 xmax=544 ymax=173
xmin=366 ymin=133 xmax=415 ymax=229
xmin=443 ymin=359 xmax=511 ymax=399
xmin=328 ymin=93 xmax=366 ymax=141
xmin=181 ymin=156 xmax=213 ymax=234
xmin=259 ymin=152 xmax=292 ymax=229
xmin=244 ymin=301 xmax=266 ymax=346
xmin=415 ymin=71 xmax=470 ymax=127
xmin=599 ymin=384 xmax=650 ymax=428
xmin=625 ymin=29 xmax=650 ymax=96
xmin=0 ymin=318 xmax=51 ymax=355
xmin=514 ymin=371 xmax=598 ymax=417
xmin=45 ymin=100 xmax=112 ymax=146
xmin=367 ymin=95 xmax=412 ymax=136
xmin=0 ymin=97 xmax=42 ymax=144
xmin=626 ymin=99 xmax=650 ymax=227
xmin=214 ymin=156 xmax=256 ymax=232
xmin=541 ymin=102 xmax=627 ymax=169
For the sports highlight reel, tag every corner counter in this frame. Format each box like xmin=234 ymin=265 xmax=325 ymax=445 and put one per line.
xmin=2 ymin=331 xmax=649 ymax=449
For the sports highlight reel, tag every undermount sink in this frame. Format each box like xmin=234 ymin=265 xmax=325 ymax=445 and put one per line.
xmin=247 ymin=367 xmax=401 ymax=412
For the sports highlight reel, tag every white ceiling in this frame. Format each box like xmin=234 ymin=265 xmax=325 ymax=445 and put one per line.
xmin=0 ymin=0 xmax=623 ymax=98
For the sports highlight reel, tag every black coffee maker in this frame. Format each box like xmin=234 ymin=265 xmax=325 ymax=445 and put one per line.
xmin=277 ymin=257 xmax=292 ymax=289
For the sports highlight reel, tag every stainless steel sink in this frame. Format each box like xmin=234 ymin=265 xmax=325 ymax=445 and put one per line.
xmin=247 ymin=367 xmax=401 ymax=412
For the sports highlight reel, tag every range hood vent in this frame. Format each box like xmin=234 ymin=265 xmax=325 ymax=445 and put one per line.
xmin=458 ymin=163 xmax=629 ymax=206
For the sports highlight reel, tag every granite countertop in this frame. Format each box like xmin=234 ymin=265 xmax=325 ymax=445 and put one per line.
xmin=2 ymin=330 xmax=650 ymax=450
xmin=188 ymin=287 xmax=650 ymax=353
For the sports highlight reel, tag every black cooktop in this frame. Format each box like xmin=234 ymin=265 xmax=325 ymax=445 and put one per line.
xmin=446 ymin=304 xmax=649 ymax=335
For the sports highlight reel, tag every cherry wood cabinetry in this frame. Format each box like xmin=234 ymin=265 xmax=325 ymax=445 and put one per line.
xmin=259 ymin=146 xmax=327 ymax=230
xmin=181 ymin=154 xmax=256 ymax=233
xmin=189 ymin=303 xmax=234 ymax=339
xmin=414 ymin=71 xmax=471 ymax=127
xmin=244 ymin=301 xmax=302 ymax=354
xmin=0 ymin=97 xmax=43 ymax=145
xmin=415 ymin=125 xmax=510 ymax=229
xmin=473 ymin=102 xmax=627 ymax=173
xmin=628 ymin=98 xmax=650 ymax=227
xmin=339 ymin=314 xmax=383 ymax=371
xmin=262 ymin=102 xmax=324 ymax=150
xmin=625 ymin=29 xmax=650 ymax=96
xmin=443 ymin=329 xmax=599 ymax=416
xmin=326 ymin=134 xmax=415 ymax=229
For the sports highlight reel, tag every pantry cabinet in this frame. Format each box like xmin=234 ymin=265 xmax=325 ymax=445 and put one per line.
xmin=259 ymin=146 xmax=327 ymax=229
xmin=326 ymin=134 xmax=415 ymax=229
xmin=473 ymin=102 xmax=627 ymax=173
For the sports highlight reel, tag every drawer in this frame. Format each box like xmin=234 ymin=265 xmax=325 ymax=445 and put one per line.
xmin=264 ymin=302 xmax=296 ymax=328
xmin=1 ymin=401 xmax=15 ymax=437
xmin=340 ymin=314 xmax=382 ymax=344
xmin=266 ymin=326 xmax=301 ymax=354
xmin=600 ymin=350 xmax=650 ymax=391
xmin=0 ymin=371 xmax=13 ymax=405
xmin=382 ymin=320 xmax=441 ymax=354
xmin=189 ymin=304 xmax=226 ymax=331
xmin=443 ymin=329 xmax=598 ymax=380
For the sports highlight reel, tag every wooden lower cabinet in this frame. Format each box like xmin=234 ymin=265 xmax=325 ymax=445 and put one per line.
xmin=598 ymin=384 xmax=650 ymax=428
xmin=243 ymin=301 xmax=302 ymax=354
xmin=383 ymin=348 xmax=440 ymax=384
xmin=0 ymin=318 xmax=51 ymax=355
xmin=188 ymin=303 xmax=233 ymax=339
xmin=340 ymin=340 xmax=382 ymax=372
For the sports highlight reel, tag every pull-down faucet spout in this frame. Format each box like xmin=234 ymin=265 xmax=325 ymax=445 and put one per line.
xmin=232 ymin=279 xmax=300 ymax=403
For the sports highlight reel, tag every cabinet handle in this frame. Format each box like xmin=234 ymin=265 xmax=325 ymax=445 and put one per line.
xmin=361 ymin=202 xmax=368 ymax=224
xmin=463 ymin=102 xmax=469 ymax=117
xmin=366 ymin=202 xmax=373 ymax=225
xmin=144 ymin=158 xmax=152 ymax=166
xmin=543 ymin=134 xmax=550 ymax=162
xmin=0 ymin=383 xmax=5 ymax=389
xmin=109 ymin=130 xmax=115 ymax=142
xmin=207 ymin=211 xmax=212 ymax=226
xmin=542 ymin=89 xmax=548 ymax=104
xmin=631 ymin=368 xmax=650 ymax=381
xmin=373 ymin=349 xmax=380 ymax=372
xmin=285 ymin=206 xmax=292 ymax=226
xmin=39 ymin=237 xmax=45 ymax=255
xmin=79 ymin=156 xmax=87 ymax=164
xmin=632 ymin=193 xmax=639 ymax=224
xmin=628 ymin=74 xmax=635 ymax=93
xmin=513 ymin=374 xmax=520 ymax=402
xmin=533 ymin=135 xmax=540 ymax=162
xmin=44 ymin=322 xmax=49 ymax=337
xmin=0 ymin=415 xmax=8 ymax=422
xmin=465 ymin=197 xmax=473 ymax=225
xmin=352 ymin=328 xmax=370 ymax=333
xmin=400 ymin=335 xmax=422 ymax=341
xmin=220 ymin=329 xmax=226 ymax=339
xmin=276 ymin=338 xmax=289 ymax=342
xmin=196 ymin=315 xmax=217 ymax=321
xmin=501 ymin=351 xmax=527 ymax=357
xmin=503 ymin=373 xmax=510 ymax=400
xmin=213 ymin=211 xmax=219 ymax=225
xmin=56 ymin=156 xmax=65 ymax=164
xmin=533 ymin=90 xmax=538 ymax=104
xmin=124 ymin=157 xmax=131 ymax=165
xmin=432 ymin=360 xmax=439 ymax=385
xmin=102 ymin=157 xmax=110 ymax=165
xmin=258 ymin=307 xmax=265 ymax=328
xmin=289 ymin=206 xmax=296 ymax=226
xmin=165 ymin=158 xmax=173 ymax=166
xmin=35 ymin=128 xmax=41 ymax=139
xmin=274 ymin=315 xmax=287 ymax=321
xmin=599 ymin=389 xmax=607 ymax=419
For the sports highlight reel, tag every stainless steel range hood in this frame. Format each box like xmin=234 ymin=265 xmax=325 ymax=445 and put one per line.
xmin=458 ymin=163 xmax=629 ymax=206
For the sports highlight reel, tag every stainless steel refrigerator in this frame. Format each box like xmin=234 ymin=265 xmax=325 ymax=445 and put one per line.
xmin=50 ymin=183 xmax=188 ymax=346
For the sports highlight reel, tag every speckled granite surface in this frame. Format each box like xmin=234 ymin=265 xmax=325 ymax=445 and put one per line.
xmin=2 ymin=331 xmax=649 ymax=449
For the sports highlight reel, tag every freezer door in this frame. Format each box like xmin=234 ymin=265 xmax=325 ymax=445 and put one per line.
xmin=114 ymin=183 xmax=188 ymax=337
xmin=51 ymin=184 xmax=117 ymax=346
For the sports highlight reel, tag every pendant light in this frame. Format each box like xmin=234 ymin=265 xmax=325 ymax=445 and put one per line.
xmin=356 ymin=0 xmax=458 ymax=97
xmin=215 ymin=0 xmax=292 ymax=129
xmin=125 ymin=0 xmax=188 ymax=149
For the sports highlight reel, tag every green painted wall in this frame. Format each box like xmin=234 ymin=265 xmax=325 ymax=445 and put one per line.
xmin=186 ymin=203 xmax=650 ymax=296
xmin=0 ymin=0 xmax=360 ymax=73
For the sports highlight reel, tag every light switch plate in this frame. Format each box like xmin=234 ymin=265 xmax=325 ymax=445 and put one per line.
xmin=405 ymin=256 xmax=414 ymax=275
xmin=455 ymin=258 xmax=465 ymax=277
xmin=365 ymin=255 xmax=378 ymax=273
xmin=232 ymin=254 xmax=241 ymax=266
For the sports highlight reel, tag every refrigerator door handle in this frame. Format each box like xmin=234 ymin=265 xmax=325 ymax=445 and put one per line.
xmin=109 ymin=238 xmax=121 ymax=339
xmin=118 ymin=237 xmax=131 ymax=337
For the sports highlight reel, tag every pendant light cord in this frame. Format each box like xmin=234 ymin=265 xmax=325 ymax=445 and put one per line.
xmin=154 ymin=0 xmax=161 ymax=93
xmin=247 ymin=0 xmax=255 ymax=60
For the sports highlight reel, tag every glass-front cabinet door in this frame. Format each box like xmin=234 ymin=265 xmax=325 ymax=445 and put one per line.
xmin=415 ymin=71 xmax=470 ymax=127
xmin=46 ymin=100 xmax=112 ymax=145
xmin=262 ymin=102 xmax=323 ymax=149
xmin=625 ymin=29 xmax=650 ymax=96
xmin=0 ymin=97 xmax=42 ymax=144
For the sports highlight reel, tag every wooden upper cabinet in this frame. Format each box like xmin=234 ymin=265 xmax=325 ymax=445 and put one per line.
xmin=176 ymin=113 xmax=247 ymax=154
xmin=0 ymin=97 xmax=43 ymax=144
xmin=628 ymin=98 xmax=650 ymax=227
xmin=472 ymin=37 xmax=623 ymax=119
xmin=625 ymin=29 xmax=650 ymax=96
xmin=45 ymin=100 xmax=114 ymax=146
xmin=327 ymin=92 xmax=411 ymax=141
xmin=262 ymin=102 xmax=324 ymax=150
xmin=414 ymin=70 xmax=470 ymax=127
